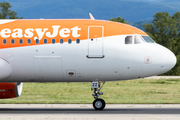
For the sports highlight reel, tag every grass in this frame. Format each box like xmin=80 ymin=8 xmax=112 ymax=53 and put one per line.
xmin=0 ymin=78 xmax=180 ymax=104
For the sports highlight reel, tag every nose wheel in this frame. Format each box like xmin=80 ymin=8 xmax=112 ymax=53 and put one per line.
xmin=91 ymin=81 xmax=106 ymax=110
xmin=93 ymin=98 xmax=106 ymax=110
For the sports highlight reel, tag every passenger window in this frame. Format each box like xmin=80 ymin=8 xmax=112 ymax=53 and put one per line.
xmin=44 ymin=39 xmax=47 ymax=44
xmin=125 ymin=36 xmax=133 ymax=44
xmin=52 ymin=39 xmax=55 ymax=44
xmin=76 ymin=39 xmax=80 ymax=44
xmin=3 ymin=39 xmax=6 ymax=44
xmin=35 ymin=39 xmax=39 ymax=44
xmin=27 ymin=39 xmax=31 ymax=44
xmin=11 ymin=39 xmax=15 ymax=44
xmin=60 ymin=39 xmax=64 ymax=44
xmin=19 ymin=39 xmax=23 ymax=44
xmin=68 ymin=39 xmax=72 ymax=44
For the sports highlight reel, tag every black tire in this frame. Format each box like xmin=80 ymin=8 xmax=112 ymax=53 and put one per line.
xmin=93 ymin=99 xmax=106 ymax=110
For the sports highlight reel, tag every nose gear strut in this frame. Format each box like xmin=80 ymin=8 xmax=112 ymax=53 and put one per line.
xmin=91 ymin=81 xmax=106 ymax=110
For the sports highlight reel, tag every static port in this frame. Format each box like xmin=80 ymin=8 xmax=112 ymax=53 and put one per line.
xmin=68 ymin=72 xmax=74 ymax=76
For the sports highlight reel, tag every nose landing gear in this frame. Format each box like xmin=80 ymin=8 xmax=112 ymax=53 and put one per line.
xmin=91 ymin=81 xmax=106 ymax=110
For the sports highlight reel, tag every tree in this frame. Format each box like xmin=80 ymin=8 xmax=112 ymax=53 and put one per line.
xmin=143 ymin=12 xmax=180 ymax=75
xmin=109 ymin=16 xmax=129 ymax=24
xmin=0 ymin=1 xmax=22 ymax=19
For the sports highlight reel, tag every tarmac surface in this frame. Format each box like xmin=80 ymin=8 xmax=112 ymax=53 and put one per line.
xmin=1 ymin=76 xmax=180 ymax=120
xmin=0 ymin=104 xmax=180 ymax=120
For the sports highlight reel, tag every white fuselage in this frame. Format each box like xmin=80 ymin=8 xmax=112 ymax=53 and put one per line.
xmin=0 ymin=35 xmax=176 ymax=82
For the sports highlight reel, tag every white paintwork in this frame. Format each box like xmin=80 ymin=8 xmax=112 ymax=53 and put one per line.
xmin=0 ymin=34 xmax=176 ymax=82
xmin=0 ymin=20 xmax=15 ymax=25
xmin=15 ymin=83 xmax=23 ymax=97
xmin=89 ymin=13 xmax=95 ymax=20
xmin=88 ymin=26 xmax=104 ymax=57
xmin=0 ymin=58 xmax=12 ymax=81
xmin=33 ymin=56 xmax=63 ymax=81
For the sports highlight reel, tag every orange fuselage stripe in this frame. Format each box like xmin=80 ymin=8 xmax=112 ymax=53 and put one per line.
xmin=0 ymin=19 xmax=147 ymax=49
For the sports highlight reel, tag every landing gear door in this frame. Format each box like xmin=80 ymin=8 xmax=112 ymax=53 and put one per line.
xmin=88 ymin=26 xmax=104 ymax=58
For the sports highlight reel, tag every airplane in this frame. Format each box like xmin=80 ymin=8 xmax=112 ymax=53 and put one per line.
xmin=0 ymin=13 xmax=176 ymax=110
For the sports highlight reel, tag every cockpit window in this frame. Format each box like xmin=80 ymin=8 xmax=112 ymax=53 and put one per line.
xmin=125 ymin=35 xmax=144 ymax=44
xmin=142 ymin=36 xmax=155 ymax=43
xmin=125 ymin=36 xmax=133 ymax=44
xmin=134 ymin=35 xmax=144 ymax=44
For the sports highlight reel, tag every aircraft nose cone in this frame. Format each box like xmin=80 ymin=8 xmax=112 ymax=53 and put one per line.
xmin=160 ymin=48 xmax=176 ymax=74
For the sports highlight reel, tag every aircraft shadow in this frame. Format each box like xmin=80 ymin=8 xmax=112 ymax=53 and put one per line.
xmin=0 ymin=108 xmax=180 ymax=114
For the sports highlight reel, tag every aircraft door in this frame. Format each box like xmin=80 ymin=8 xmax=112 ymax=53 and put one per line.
xmin=88 ymin=26 xmax=104 ymax=58
xmin=33 ymin=56 xmax=64 ymax=81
